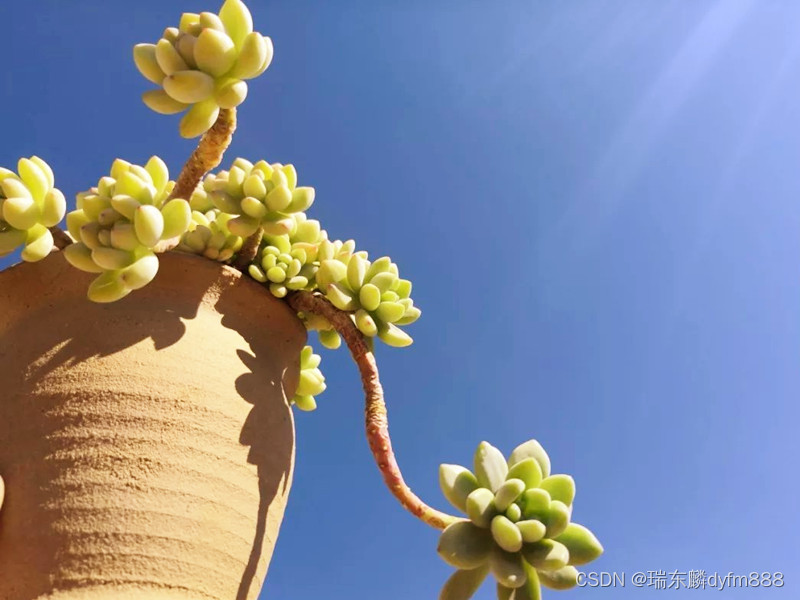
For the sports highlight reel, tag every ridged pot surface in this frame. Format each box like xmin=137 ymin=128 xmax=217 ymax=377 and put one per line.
xmin=0 ymin=252 xmax=306 ymax=600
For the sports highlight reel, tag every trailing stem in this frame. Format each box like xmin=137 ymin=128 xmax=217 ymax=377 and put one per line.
xmin=152 ymin=108 xmax=237 ymax=253
xmin=170 ymin=108 xmax=237 ymax=202
xmin=287 ymin=290 xmax=459 ymax=531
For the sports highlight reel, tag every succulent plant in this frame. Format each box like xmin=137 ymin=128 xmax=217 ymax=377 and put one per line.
xmin=292 ymin=345 xmax=326 ymax=411
xmin=63 ymin=157 xmax=192 ymax=302
xmin=3 ymin=2 xmax=607 ymax=596
xmin=245 ymin=214 xmax=323 ymax=295
xmin=175 ymin=208 xmax=243 ymax=262
xmin=315 ymin=251 xmax=421 ymax=347
xmin=134 ymin=0 xmax=273 ymax=138
xmin=437 ymin=440 xmax=603 ymax=599
xmin=0 ymin=157 xmax=66 ymax=262
xmin=200 ymin=157 xmax=315 ymax=239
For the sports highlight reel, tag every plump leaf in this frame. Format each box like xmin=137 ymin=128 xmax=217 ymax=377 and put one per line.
xmin=474 ymin=442 xmax=508 ymax=492
xmin=489 ymin=547 xmax=527 ymax=589
xmin=507 ymin=562 xmax=543 ymax=600
xmin=440 ymin=464 xmax=480 ymax=512
xmin=521 ymin=539 xmax=569 ymax=572
xmin=508 ymin=440 xmax=550 ymax=479
xmin=505 ymin=503 xmax=522 ymax=523
xmin=491 ymin=515 xmax=523 ymax=553
xmin=516 ymin=520 xmax=546 ymax=544
xmin=494 ymin=479 xmax=526 ymax=512
xmin=544 ymin=500 xmax=570 ymax=538
xmin=555 ymin=523 xmax=604 ymax=566
xmin=466 ymin=488 xmax=498 ymax=529
xmin=437 ymin=521 xmax=493 ymax=570
xmin=506 ymin=458 xmax=543 ymax=491
xmin=519 ymin=489 xmax=550 ymax=521
xmin=538 ymin=565 xmax=579 ymax=590
xmin=439 ymin=565 xmax=490 ymax=600
xmin=539 ymin=475 xmax=575 ymax=507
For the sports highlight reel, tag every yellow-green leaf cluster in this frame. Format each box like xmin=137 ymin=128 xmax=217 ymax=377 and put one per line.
xmin=291 ymin=345 xmax=326 ymax=411
xmin=133 ymin=0 xmax=273 ymax=138
xmin=437 ymin=440 xmax=603 ymax=600
xmin=0 ymin=157 xmax=66 ymax=262
xmin=63 ymin=157 xmax=192 ymax=303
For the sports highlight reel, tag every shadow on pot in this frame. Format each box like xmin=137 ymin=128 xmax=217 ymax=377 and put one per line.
xmin=0 ymin=252 xmax=305 ymax=600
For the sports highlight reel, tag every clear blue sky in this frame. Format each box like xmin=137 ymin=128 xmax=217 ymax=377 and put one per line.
xmin=2 ymin=1 xmax=798 ymax=598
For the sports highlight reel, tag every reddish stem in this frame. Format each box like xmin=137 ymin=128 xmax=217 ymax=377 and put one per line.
xmin=287 ymin=291 xmax=459 ymax=531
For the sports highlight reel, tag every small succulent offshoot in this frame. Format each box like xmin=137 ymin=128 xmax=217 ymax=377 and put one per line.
xmin=247 ymin=213 xmax=324 ymax=298
xmin=176 ymin=208 xmax=243 ymax=262
xmin=437 ymin=440 xmax=603 ymax=599
xmin=292 ymin=345 xmax=326 ymax=411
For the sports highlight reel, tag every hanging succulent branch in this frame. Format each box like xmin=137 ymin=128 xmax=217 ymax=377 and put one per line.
xmin=288 ymin=290 xmax=461 ymax=531
xmin=0 ymin=1 xmax=606 ymax=598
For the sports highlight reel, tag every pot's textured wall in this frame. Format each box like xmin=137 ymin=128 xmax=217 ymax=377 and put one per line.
xmin=0 ymin=252 xmax=306 ymax=600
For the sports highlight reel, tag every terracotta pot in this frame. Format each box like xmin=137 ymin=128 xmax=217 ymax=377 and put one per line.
xmin=0 ymin=252 xmax=306 ymax=600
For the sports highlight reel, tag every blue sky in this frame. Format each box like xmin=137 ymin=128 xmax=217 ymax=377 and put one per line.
xmin=2 ymin=1 xmax=798 ymax=598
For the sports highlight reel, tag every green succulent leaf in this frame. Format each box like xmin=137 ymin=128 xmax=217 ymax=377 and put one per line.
xmin=544 ymin=500 xmax=571 ymax=538
xmin=539 ymin=475 xmax=575 ymax=507
xmin=474 ymin=442 xmax=508 ymax=492
xmin=439 ymin=565 xmax=490 ymax=600
xmin=508 ymin=440 xmax=551 ymax=479
xmin=219 ymin=0 xmax=253 ymax=49
xmin=499 ymin=562 xmax=543 ymax=600
xmin=518 ymin=488 xmax=550 ymax=521
xmin=516 ymin=520 xmax=546 ymax=544
xmin=538 ymin=565 xmax=579 ymax=590
xmin=489 ymin=546 xmax=527 ymax=589
xmin=506 ymin=458 xmax=543 ymax=491
xmin=494 ymin=479 xmax=526 ymax=513
xmin=491 ymin=515 xmax=523 ymax=553
xmin=521 ymin=539 xmax=569 ymax=572
xmin=439 ymin=464 xmax=480 ymax=513
xmin=555 ymin=523 xmax=604 ymax=566
xmin=466 ymin=488 xmax=498 ymax=529
xmin=505 ymin=503 xmax=521 ymax=523
xmin=438 ymin=521 xmax=493 ymax=570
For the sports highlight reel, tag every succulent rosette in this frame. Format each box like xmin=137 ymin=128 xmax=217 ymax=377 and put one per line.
xmin=247 ymin=213 xmax=325 ymax=298
xmin=437 ymin=440 xmax=603 ymax=600
xmin=315 ymin=251 xmax=421 ymax=348
xmin=63 ymin=157 xmax=192 ymax=303
xmin=0 ymin=157 xmax=66 ymax=262
xmin=176 ymin=208 xmax=243 ymax=262
xmin=133 ymin=0 xmax=274 ymax=138
xmin=202 ymin=157 xmax=316 ymax=239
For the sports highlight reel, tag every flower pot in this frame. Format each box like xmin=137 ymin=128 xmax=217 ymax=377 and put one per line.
xmin=0 ymin=252 xmax=306 ymax=600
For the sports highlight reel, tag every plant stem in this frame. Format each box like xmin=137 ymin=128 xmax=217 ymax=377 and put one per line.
xmin=45 ymin=111 xmax=237 ymax=254
xmin=170 ymin=108 xmax=237 ymax=202
xmin=151 ymin=108 xmax=238 ymax=254
xmin=50 ymin=226 xmax=73 ymax=249
xmin=287 ymin=291 xmax=460 ymax=531
xmin=234 ymin=226 xmax=264 ymax=270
